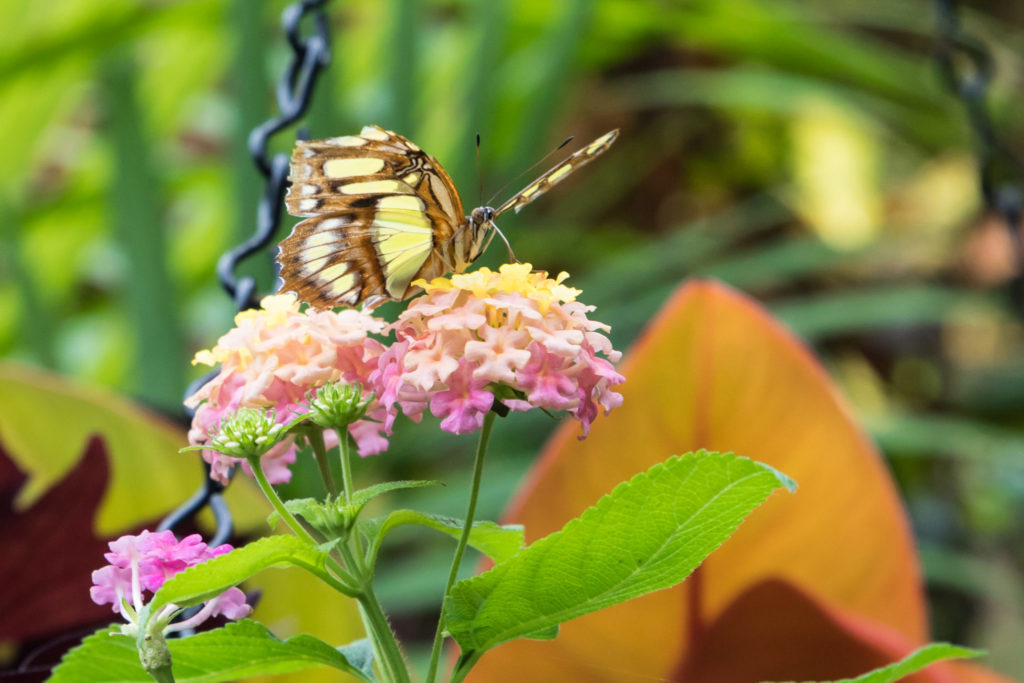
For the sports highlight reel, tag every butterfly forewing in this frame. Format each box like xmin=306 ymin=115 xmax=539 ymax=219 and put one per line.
xmin=279 ymin=126 xmax=464 ymax=308
xmin=496 ymin=128 xmax=619 ymax=217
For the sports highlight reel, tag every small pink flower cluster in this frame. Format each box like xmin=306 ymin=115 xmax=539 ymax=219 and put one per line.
xmin=374 ymin=264 xmax=625 ymax=435
xmin=186 ymin=264 xmax=624 ymax=483
xmin=90 ymin=530 xmax=249 ymax=631
xmin=186 ymin=294 xmax=388 ymax=484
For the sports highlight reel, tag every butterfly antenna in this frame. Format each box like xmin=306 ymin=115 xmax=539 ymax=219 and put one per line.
xmin=475 ymin=133 xmax=483 ymax=207
xmin=485 ymin=135 xmax=575 ymax=206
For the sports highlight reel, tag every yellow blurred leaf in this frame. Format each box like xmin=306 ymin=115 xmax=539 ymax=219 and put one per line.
xmin=791 ymin=98 xmax=883 ymax=250
xmin=0 ymin=362 xmax=264 ymax=533
xmin=249 ymin=568 xmax=366 ymax=683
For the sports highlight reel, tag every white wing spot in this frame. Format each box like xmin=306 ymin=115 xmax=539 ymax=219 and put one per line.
xmin=375 ymin=209 xmax=431 ymax=230
xmin=341 ymin=180 xmax=413 ymax=195
xmin=320 ymin=217 xmax=351 ymax=230
xmin=429 ymin=174 xmax=457 ymax=218
xmin=328 ymin=274 xmax=359 ymax=298
xmin=305 ymin=232 xmax=336 ymax=249
xmin=303 ymin=245 xmax=333 ymax=261
xmin=323 ymin=157 xmax=386 ymax=178
xmin=378 ymin=195 xmax=424 ymax=211
xmin=302 ymin=255 xmax=330 ymax=275
xmin=319 ymin=263 xmax=350 ymax=283
xmin=327 ymin=136 xmax=368 ymax=147
xmin=360 ymin=126 xmax=391 ymax=141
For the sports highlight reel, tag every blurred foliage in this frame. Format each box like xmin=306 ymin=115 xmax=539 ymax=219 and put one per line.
xmin=3 ymin=0 xmax=1024 ymax=679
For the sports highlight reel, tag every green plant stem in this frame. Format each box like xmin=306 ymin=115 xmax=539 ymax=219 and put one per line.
xmin=246 ymin=455 xmax=317 ymax=545
xmin=337 ymin=429 xmax=369 ymax=563
xmin=333 ymin=429 xmax=404 ymax=681
xmin=357 ymin=585 xmax=410 ymax=683
xmin=425 ymin=411 xmax=497 ymax=683
xmin=335 ymin=537 xmax=366 ymax=584
xmin=248 ymin=457 xmax=361 ymax=591
xmin=338 ymin=428 xmax=355 ymax=503
xmin=316 ymin=557 xmax=360 ymax=596
xmin=307 ymin=429 xmax=339 ymax=498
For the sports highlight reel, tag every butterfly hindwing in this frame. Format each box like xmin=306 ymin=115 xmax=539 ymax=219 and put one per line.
xmin=278 ymin=205 xmax=453 ymax=309
xmin=277 ymin=209 xmax=382 ymax=308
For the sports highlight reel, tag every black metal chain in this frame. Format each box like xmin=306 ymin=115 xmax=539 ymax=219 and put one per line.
xmin=159 ymin=0 xmax=332 ymax=545
xmin=219 ymin=0 xmax=331 ymax=311
xmin=934 ymin=0 xmax=1024 ymax=292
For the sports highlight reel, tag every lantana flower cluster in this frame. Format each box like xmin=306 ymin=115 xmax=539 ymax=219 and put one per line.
xmin=185 ymin=264 xmax=624 ymax=483
xmin=90 ymin=530 xmax=249 ymax=634
xmin=186 ymin=294 xmax=388 ymax=484
xmin=375 ymin=263 xmax=624 ymax=435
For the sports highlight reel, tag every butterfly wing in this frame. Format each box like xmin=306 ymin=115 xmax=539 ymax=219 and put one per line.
xmin=279 ymin=125 xmax=465 ymax=308
xmin=495 ymin=128 xmax=619 ymax=218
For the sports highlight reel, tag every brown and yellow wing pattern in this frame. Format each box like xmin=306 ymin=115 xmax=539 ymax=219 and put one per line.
xmin=278 ymin=125 xmax=465 ymax=308
xmin=278 ymin=124 xmax=619 ymax=309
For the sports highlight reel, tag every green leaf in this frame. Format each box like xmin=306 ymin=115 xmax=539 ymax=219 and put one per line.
xmin=768 ymin=642 xmax=983 ymax=683
xmin=273 ymin=497 xmax=319 ymax=530
xmin=50 ymin=621 xmax=377 ymax=683
xmin=150 ymin=536 xmax=332 ymax=614
xmin=362 ymin=509 xmax=524 ymax=567
xmin=445 ymin=451 xmax=795 ymax=661
xmin=350 ymin=479 xmax=442 ymax=506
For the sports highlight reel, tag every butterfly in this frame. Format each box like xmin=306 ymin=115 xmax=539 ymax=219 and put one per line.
xmin=277 ymin=124 xmax=619 ymax=309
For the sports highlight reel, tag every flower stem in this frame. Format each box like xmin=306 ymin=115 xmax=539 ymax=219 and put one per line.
xmin=337 ymin=428 xmax=355 ymax=504
xmin=307 ymin=429 xmax=339 ymax=498
xmin=424 ymin=411 xmax=496 ymax=683
xmin=357 ymin=586 xmax=410 ymax=683
xmin=249 ymin=456 xmax=361 ymax=591
xmin=246 ymin=455 xmax=316 ymax=545
xmin=332 ymin=431 xmax=403 ymax=681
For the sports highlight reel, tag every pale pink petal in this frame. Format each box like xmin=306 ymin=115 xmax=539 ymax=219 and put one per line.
xmin=186 ymin=294 xmax=390 ymax=480
xmin=349 ymin=415 xmax=390 ymax=456
xmin=207 ymin=587 xmax=252 ymax=620
xmin=429 ymin=362 xmax=495 ymax=434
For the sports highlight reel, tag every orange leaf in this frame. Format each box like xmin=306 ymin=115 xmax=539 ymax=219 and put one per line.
xmin=679 ymin=578 xmax=953 ymax=683
xmin=466 ymin=280 xmax=977 ymax=681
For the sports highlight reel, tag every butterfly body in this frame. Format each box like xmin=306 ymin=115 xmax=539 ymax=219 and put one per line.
xmin=278 ymin=125 xmax=618 ymax=309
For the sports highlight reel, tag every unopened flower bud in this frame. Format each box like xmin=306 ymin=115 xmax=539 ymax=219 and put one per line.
xmin=206 ymin=408 xmax=297 ymax=459
xmin=307 ymin=382 xmax=372 ymax=430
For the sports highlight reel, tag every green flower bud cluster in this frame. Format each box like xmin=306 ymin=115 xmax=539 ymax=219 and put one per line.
xmin=207 ymin=407 xmax=292 ymax=459
xmin=279 ymin=495 xmax=364 ymax=539
xmin=307 ymin=382 xmax=372 ymax=430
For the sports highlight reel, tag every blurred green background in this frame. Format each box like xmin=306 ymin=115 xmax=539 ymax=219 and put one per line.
xmin=3 ymin=0 xmax=1024 ymax=677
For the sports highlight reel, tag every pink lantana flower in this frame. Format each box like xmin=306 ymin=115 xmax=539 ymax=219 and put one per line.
xmin=90 ymin=530 xmax=249 ymax=635
xmin=185 ymin=293 xmax=388 ymax=484
xmin=374 ymin=263 xmax=624 ymax=435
